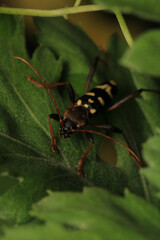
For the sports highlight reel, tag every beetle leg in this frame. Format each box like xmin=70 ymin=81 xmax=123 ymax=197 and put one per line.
xmin=94 ymin=124 xmax=143 ymax=167
xmin=70 ymin=129 xmax=142 ymax=169
xmin=85 ymin=57 xmax=108 ymax=93
xmin=27 ymin=76 xmax=75 ymax=105
xmin=78 ymin=133 xmax=94 ymax=176
xmin=107 ymin=88 xmax=160 ymax=112
xmin=49 ymin=113 xmax=61 ymax=121
xmin=48 ymin=115 xmax=58 ymax=153
xmin=85 ymin=57 xmax=99 ymax=93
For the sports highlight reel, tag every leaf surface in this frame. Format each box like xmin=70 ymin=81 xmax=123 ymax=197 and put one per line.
xmin=121 ymin=30 xmax=160 ymax=76
xmin=95 ymin=0 xmax=160 ymax=22
xmin=1 ymin=188 xmax=160 ymax=240
xmin=0 ymin=11 xmax=160 ymax=240
xmin=106 ymin=35 xmax=160 ymax=202
xmin=142 ymin=134 xmax=160 ymax=190
xmin=0 ymin=15 xmax=124 ymax=223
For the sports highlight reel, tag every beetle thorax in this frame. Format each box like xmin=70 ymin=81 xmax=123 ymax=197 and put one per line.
xmin=64 ymin=106 xmax=88 ymax=128
xmin=59 ymin=106 xmax=88 ymax=139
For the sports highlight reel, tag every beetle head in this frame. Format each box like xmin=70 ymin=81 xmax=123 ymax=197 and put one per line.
xmin=60 ymin=106 xmax=88 ymax=139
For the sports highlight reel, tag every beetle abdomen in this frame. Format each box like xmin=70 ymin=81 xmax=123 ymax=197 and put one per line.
xmin=76 ymin=81 xmax=117 ymax=117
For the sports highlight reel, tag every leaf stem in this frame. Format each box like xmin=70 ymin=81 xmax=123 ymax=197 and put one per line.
xmin=114 ymin=10 xmax=133 ymax=47
xmin=140 ymin=172 xmax=150 ymax=202
xmin=74 ymin=0 xmax=82 ymax=7
xmin=0 ymin=5 xmax=105 ymax=17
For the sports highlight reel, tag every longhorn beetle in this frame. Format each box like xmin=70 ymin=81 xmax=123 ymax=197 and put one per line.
xmin=13 ymin=56 xmax=160 ymax=175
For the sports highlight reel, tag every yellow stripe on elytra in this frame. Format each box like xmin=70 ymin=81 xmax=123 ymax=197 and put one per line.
xmin=88 ymin=98 xmax=94 ymax=103
xmin=76 ymin=99 xmax=82 ymax=106
xmin=105 ymin=85 xmax=113 ymax=98
xmin=97 ymin=96 xmax=105 ymax=106
xmin=84 ymin=104 xmax=89 ymax=108
xmin=96 ymin=84 xmax=108 ymax=90
xmin=110 ymin=80 xmax=116 ymax=85
xmin=96 ymin=84 xmax=113 ymax=98
xmin=90 ymin=108 xmax=96 ymax=114
xmin=86 ymin=92 xmax=95 ymax=96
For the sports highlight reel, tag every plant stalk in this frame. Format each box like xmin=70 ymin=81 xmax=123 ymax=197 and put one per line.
xmin=114 ymin=10 xmax=133 ymax=47
xmin=0 ymin=5 xmax=105 ymax=17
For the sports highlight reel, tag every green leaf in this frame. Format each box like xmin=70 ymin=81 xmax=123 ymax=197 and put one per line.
xmin=0 ymin=14 xmax=159 ymax=227
xmin=0 ymin=15 xmax=125 ymax=224
xmin=0 ymin=15 xmax=84 ymax=223
xmin=0 ymin=173 xmax=19 ymax=196
xmin=94 ymin=0 xmax=160 ymax=22
xmin=106 ymin=35 xmax=160 ymax=201
xmin=34 ymin=17 xmax=106 ymax=94
xmin=35 ymin=18 xmax=156 ymax=199
xmin=142 ymin=134 xmax=160 ymax=190
xmin=1 ymin=188 xmax=160 ymax=240
xmin=0 ymin=55 xmax=83 ymax=222
xmin=121 ymin=30 xmax=160 ymax=76
xmin=0 ymin=14 xmax=16 ymax=37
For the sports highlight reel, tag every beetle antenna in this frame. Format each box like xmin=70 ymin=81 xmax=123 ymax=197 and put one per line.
xmin=12 ymin=56 xmax=64 ymax=126
xmin=70 ymin=129 xmax=143 ymax=168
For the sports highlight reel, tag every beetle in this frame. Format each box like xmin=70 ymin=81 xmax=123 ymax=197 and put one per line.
xmin=13 ymin=56 xmax=160 ymax=175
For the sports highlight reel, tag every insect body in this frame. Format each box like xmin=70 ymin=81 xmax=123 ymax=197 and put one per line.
xmin=61 ymin=81 xmax=117 ymax=139
xmin=76 ymin=81 xmax=117 ymax=117
xmin=13 ymin=56 xmax=160 ymax=176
